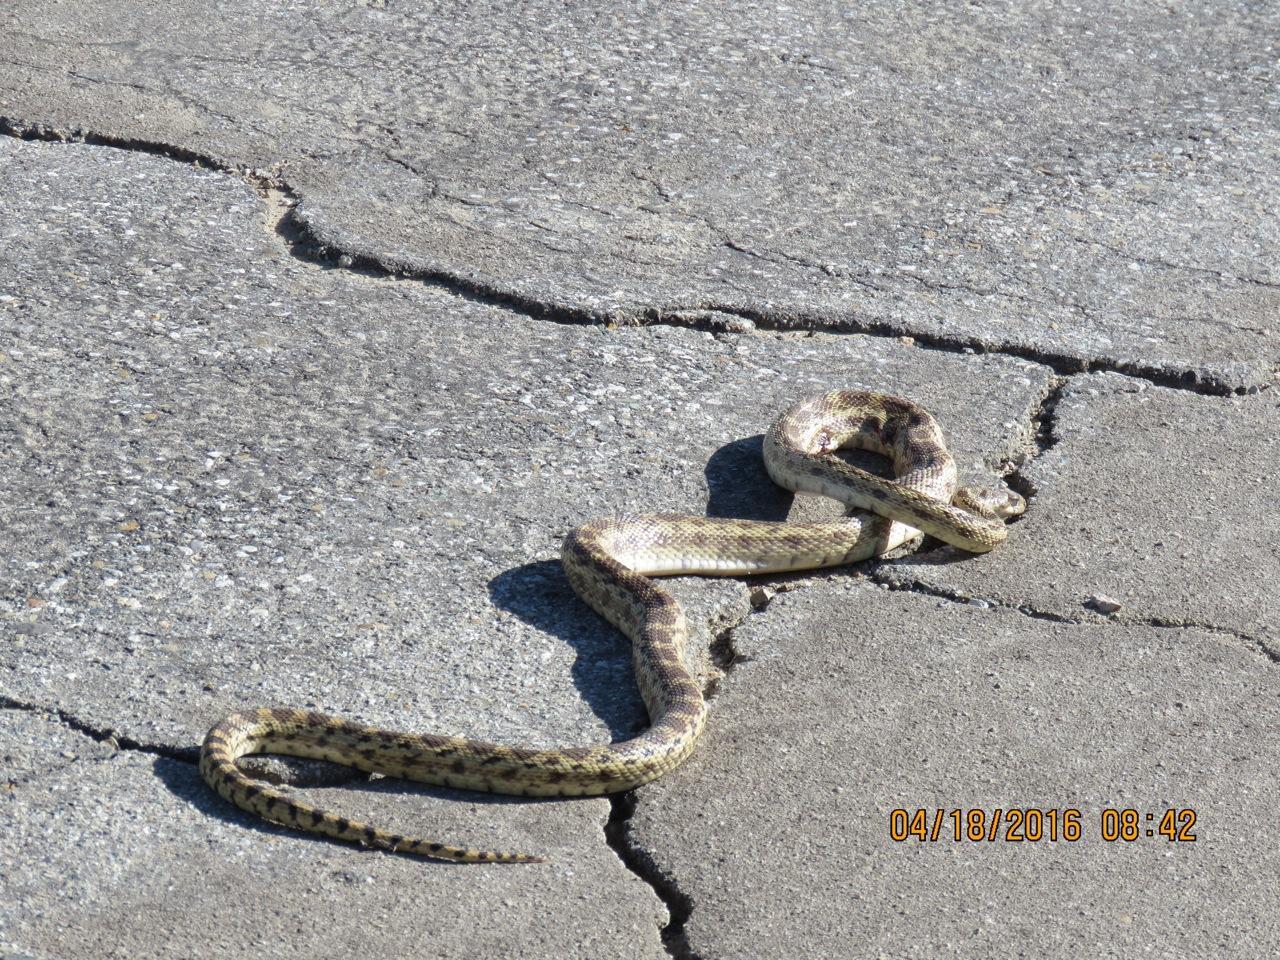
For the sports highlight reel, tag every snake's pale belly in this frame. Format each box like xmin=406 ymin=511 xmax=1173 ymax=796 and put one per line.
xmin=200 ymin=391 xmax=1024 ymax=862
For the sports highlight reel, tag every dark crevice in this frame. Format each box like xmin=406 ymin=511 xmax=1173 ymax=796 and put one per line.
xmin=0 ymin=119 xmax=1258 ymax=399
xmin=0 ymin=694 xmax=195 ymax=762
xmin=1003 ymin=374 xmax=1067 ymax=504
xmin=0 ymin=116 xmax=284 ymax=187
xmin=694 ymin=304 xmax=1253 ymax=397
xmin=229 ymin=227 xmax=1267 ymax=398
xmin=868 ymin=575 xmax=1075 ymax=625
xmin=867 ymin=574 xmax=1280 ymax=665
xmin=606 ymin=792 xmax=699 ymax=960
xmin=1134 ymin=615 xmax=1280 ymax=665
xmin=702 ymin=599 xmax=757 ymax=701
xmin=604 ymin=591 xmax=768 ymax=960
xmin=705 ymin=625 xmax=744 ymax=699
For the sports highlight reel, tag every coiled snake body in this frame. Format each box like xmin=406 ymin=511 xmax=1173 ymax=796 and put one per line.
xmin=201 ymin=391 xmax=1024 ymax=862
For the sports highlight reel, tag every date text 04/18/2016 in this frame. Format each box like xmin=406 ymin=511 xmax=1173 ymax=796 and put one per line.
xmin=888 ymin=808 xmax=1198 ymax=843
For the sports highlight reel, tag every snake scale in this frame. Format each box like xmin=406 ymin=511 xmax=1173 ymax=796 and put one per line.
xmin=201 ymin=390 xmax=1025 ymax=862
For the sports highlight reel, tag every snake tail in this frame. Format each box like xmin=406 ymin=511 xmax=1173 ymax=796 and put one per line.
xmin=200 ymin=710 xmax=546 ymax=863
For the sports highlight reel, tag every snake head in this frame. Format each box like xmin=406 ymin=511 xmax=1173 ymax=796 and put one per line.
xmin=953 ymin=485 xmax=1027 ymax=521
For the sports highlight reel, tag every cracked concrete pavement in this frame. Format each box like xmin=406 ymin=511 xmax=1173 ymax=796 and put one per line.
xmin=878 ymin=372 xmax=1280 ymax=656
xmin=3 ymin=0 xmax=1280 ymax=391
xmin=627 ymin=582 xmax=1280 ymax=958
xmin=2 ymin=3 xmax=1277 ymax=958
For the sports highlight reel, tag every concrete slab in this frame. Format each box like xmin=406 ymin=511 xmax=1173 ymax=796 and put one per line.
xmin=1 ymin=135 xmax=1054 ymax=955
xmin=880 ymin=372 xmax=1280 ymax=654
xmin=0 ymin=709 xmax=667 ymax=960
xmin=626 ymin=579 xmax=1280 ymax=959
xmin=2 ymin=2 xmax=1278 ymax=390
xmin=0 ymin=135 xmax=1048 ymax=749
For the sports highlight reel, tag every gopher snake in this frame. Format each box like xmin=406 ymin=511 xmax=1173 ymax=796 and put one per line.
xmin=201 ymin=391 xmax=1024 ymax=862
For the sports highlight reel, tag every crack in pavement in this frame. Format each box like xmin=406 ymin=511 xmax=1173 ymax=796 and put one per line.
xmin=0 ymin=118 xmax=1263 ymax=399
xmin=0 ymin=694 xmax=193 ymax=762
xmin=867 ymin=572 xmax=1280 ymax=666
xmin=605 ymin=792 xmax=699 ymax=960
xmin=692 ymin=302 xmax=1253 ymax=397
xmin=603 ymin=590 xmax=769 ymax=960
xmin=1070 ymin=235 xmax=1280 ymax=292
xmin=1003 ymin=374 xmax=1066 ymax=504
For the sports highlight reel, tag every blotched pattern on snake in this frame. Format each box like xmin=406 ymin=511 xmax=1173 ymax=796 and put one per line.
xmin=200 ymin=390 xmax=1025 ymax=862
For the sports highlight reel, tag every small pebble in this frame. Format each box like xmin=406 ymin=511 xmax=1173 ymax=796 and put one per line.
xmin=1086 ymin=594 xmax=1122 ymax=615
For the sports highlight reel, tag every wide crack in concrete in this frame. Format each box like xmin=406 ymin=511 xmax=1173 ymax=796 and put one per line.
xmin=8 ymin=0 xmax=1277 ymax=396
xmin=0 ymin=120 xmax=1259 ymax=399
